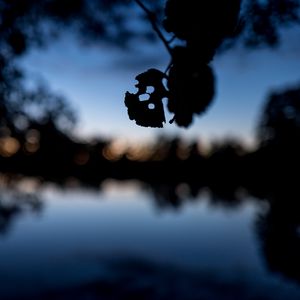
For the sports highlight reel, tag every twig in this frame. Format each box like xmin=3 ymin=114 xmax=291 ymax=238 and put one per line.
xmin=164 ymin=59 xmax=172 ymax=74
xmin=168 ymin=35 xmax=176 ymax=44
xmin=134 ymin=0 xmax=172 ymax=55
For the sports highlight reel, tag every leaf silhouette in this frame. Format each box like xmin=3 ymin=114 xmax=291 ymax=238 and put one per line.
xmin=163 ymin=0 xmax=241 ymax=61
xmin=167 ymin=47 xmax=215 ymax=127
xmin=125 ymin=68 xmax=168 ymax=128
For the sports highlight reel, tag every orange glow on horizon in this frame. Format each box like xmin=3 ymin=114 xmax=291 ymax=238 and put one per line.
xmin=0 ymin=137 xmax=20 ymax=157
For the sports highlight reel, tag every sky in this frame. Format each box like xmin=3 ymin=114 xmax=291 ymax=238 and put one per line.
xmin=21 ymin=28 xmax=300 ymax=148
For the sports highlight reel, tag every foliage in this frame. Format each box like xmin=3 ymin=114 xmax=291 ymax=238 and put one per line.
xmin=125 ymin=0 xmax=300 ymax=128
xmin=258 ymin=83 xmax=300 ymax=147
xmin=125 ymin=1 xmax=241 ymax=128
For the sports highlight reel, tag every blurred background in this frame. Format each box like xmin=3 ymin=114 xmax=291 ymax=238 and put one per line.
xmin=1 ymin=0 xmax=300 ymax=299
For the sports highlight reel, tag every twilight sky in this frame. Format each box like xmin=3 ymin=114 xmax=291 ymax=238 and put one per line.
xmin=21 ymin=29 xmax=300 ymax=147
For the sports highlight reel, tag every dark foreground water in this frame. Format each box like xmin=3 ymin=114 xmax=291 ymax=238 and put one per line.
xmin=1 ymin=179 xmax=300 ymax=299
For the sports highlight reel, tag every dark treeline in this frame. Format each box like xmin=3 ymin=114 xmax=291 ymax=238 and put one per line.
xmin=0 ymin=125 xmax=281 ymax=189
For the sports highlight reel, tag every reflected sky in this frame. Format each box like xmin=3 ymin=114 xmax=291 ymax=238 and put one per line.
xmin=1 ymin=182 xmax=300 ymax=299
xmin=21 ymin=28 xmax=300 ymax=146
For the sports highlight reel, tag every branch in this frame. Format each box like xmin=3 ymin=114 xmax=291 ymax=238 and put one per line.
xmin=134 ymin=0 xmax=172 ymax=55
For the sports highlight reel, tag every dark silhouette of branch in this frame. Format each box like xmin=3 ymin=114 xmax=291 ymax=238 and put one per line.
xmin=134 ymin=0 xmax=172 ymax=55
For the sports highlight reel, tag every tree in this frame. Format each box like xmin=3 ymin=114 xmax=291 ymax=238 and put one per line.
xmin=257 ymin=83 xmax=300 ymax=148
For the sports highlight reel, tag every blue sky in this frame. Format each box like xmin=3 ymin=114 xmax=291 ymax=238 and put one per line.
xmin=21 ymin=29 xmax=300 ymax=147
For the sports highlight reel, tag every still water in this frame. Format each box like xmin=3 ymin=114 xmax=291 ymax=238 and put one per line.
xmin=0 ymin=179 xmax=300 ymax=299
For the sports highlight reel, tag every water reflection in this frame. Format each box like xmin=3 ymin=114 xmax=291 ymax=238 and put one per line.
xmin=0 ymin=184 xmax=42 ymax=235
xmin=256 ymin=187 xmax=300 ymax=286
xmin=34 ymin=257 xmax=300 ymax=300
xmin=0 ymin=179 xmax=300 ymax=299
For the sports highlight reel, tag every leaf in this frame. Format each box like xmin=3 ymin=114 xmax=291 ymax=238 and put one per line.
xmin=163 ymin=0 xmax=241 ymax=62
xmin=167 ymin=48 xmax=215 ymax=127
xmin=124 ymin=68 xmax=168 ymax=128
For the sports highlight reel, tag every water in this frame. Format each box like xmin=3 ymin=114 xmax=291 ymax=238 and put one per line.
xmin=0 ymin=179 xmax=300 ymax=299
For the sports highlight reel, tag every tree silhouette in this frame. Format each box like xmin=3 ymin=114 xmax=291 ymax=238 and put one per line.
xmin=236 ymin=0 xmax=300 ymax=48
xmin=258 ymin=83 xmax=300 ymax=149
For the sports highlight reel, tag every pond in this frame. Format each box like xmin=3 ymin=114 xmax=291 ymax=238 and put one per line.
xmin=0 ymin=179 xmax=300 ymax=299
